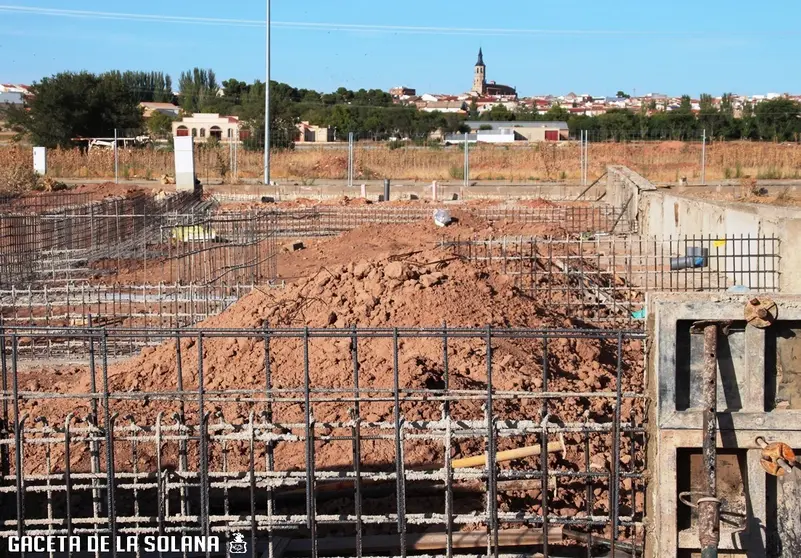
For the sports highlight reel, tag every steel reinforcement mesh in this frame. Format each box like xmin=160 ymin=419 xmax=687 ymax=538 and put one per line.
xmin=0 ymin=326 xmax=645 ymax=557
xmin=443 ymin=234 xmax=781 ymax=323
xmin=261 ymin=205 xmax=631 ymax=238
xmin=0 ymin=195 xmax=279 ymax=288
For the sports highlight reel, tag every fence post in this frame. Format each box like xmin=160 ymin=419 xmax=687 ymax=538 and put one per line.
xmin=580 ymin=130 xmax=584 ymax=186
xmin=348 ymin=132 xmax=354 ymax=188
xmin=383 ymin=179 xmax=391 ymax=202
xmin=114 ymin=129 xmax=119 ymax=184
xmin=463 ymin=132 xmax=469 ymax=188
xmin=702 ymin=129 xmax=707 ymax=185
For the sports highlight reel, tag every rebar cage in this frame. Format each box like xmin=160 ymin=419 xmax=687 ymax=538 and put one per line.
xmin=443 ymin=234 xmax=781 ymax=323
xmin=262 ymin=205 xmax=631 ymax=238
xmin=0 ymin=193 xmax=279 ymax=288
xmin=0 ymin=326 xmax=646 ymax=558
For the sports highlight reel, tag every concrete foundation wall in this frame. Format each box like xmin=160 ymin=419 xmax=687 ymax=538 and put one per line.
xmin=607 ymin=165 xmax=657 ymax=231
xmin=639 ymin=190 xmax=801 ymax=291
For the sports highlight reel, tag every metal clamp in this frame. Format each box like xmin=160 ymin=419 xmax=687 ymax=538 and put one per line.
xmin=756 ymin=436 xmax=798 ymax=476
xmin=745 ymin=297 xmax=778 ymax=328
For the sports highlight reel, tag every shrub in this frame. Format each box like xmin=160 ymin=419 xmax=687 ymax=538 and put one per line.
xmin=449 ymin=166 xmax=464 ymax=180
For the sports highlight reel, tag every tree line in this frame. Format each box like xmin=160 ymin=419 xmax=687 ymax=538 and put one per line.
xmin=477 ymin=94 xmax=801 ymax=142
xmin=6 ymin=69 xmax=801 ymax=148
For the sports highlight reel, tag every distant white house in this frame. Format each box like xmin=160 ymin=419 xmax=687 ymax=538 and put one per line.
xmin=172 ymin=113 xmax=246 ymax=142
xmin=445 ymin=121 xmax=569 ymax=144
xmin=139 ymin=102 xmax=180 ymax=118
xmin=0 ymin=84 xmax=30 ymax=95
xmin=0 ymin=91 xmax=23 ymax=106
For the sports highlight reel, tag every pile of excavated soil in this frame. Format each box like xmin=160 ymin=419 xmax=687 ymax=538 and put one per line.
xmin=72 ymin=182 xmax=147 ymax=200
xmin=277 ymin=213 xmax=569 ymax=282
xmin=20 ymin=248 xmax=644 ymax=521
xmin=15 ymin=219 xmax=645 ymax=531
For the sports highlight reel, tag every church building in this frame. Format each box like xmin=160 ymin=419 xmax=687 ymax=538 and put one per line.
xmin=472 ymin=48 xmax=517 ymax=98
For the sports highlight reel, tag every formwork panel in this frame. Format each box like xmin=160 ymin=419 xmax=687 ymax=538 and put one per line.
xmin=648 ymin=293 xmax=801 ymax=558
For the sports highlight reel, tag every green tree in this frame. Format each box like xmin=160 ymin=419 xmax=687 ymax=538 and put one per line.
xmin=481 ymin=104 xmax=515 ymax=121
xmin=222 ymin=79 xmax=250 ymax=100
xmin=755 ymin=98 xmax=801 ymax=141
xmin=178 ymin=68 xmax=219 ymax=113
xmin=698 ymin=93 xmax=722 ymax=138
xmin=114 ymin=71 xmax=173 ymax=103
xmin=616 ymin=90 xmax=631 ymax=99
xmin=146 ymin=111 xmax=178 ymax=139
xmin=596 ymin=109 xmax=637 ymax=140
xmin=543 ymin=105 xmax=569 ymax=121
xmin=6 ymin=71 xmax=143 ymax=148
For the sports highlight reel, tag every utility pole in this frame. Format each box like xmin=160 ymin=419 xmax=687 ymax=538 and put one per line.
xmin=264 ymin=0 xmax=271 ymax=185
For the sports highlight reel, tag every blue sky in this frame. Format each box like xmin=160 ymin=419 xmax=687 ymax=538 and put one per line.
xmin=0 ymin=0 xmax=799 ymax=97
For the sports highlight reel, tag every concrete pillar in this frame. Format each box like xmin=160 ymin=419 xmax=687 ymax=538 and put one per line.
xmin=383 ymin=179 xmax=391 ymax=202
xmin=33 ymin=147 xmax=46 ymax=175
xmin=360 ymin=184 xmax=367 ymax=199
xmin=431 ymin=180 xmax=438 ymax=201
xmin=174 ymin=136 xmax=196 ymax=191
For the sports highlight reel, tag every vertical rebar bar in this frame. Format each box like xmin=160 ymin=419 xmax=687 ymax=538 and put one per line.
xmin=699 ymin=323 xmax=720 ymax=558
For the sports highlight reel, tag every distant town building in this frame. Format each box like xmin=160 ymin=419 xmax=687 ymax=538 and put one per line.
xmin=139 ymin=102 xmax=180 ymax=119
xmin=296 ymin=121 xmax=334 ymax=143
xmin=445 ymin=121 xmax=568 ymax=144
xmin=0 ymin=84 xmax=30 ymax=95
xmin=172 ymin=113 xmax=244 ymax=142
xmin=471 ymin=49 xmax=517 ymax=98
xmin=0 ymin=91 xmax=23 ymax=106
xmin=390 ymin=86 xmax=416 ymax=98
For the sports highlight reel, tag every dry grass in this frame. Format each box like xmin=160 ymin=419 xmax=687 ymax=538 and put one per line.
xmin=0 ymin=146 xmax=40 ymax=194
xmin=3 ymin=141 xmax=801 ymax=183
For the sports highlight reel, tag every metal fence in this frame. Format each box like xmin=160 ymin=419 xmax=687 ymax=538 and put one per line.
xmin=443 ymin=235 xmax=781 ymax=322
xmin=0 ymin=326 xmax=646 ymax=557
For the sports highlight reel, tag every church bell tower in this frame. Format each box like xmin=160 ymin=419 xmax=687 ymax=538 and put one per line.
xmin=473 ymin=48 xmax=486 ymax=95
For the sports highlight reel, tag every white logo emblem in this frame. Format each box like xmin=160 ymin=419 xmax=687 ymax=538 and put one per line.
xmin=228 ymin=533 xmax=247 ymax=554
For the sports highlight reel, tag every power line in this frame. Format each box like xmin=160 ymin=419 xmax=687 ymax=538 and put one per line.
xmin=0 ymin=5 xmax=786 ymax=37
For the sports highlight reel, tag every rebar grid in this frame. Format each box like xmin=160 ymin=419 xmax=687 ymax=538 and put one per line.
xmin=0 ymin=192 xmax=94 ymax=215
xmin=0 ymin=192 xmax=211 ymax=286
xmin=0 ymin=193 xmax=282 ymax=288
xmin=0 ymin=326 xmax=646 ymax=557
xmin=262 ymin=204 xmax=630 ymax=237
xmin=0 ymin=284 xmax=295 ymax=359
xmin=443 ymin=234 xmax=780 ymax=322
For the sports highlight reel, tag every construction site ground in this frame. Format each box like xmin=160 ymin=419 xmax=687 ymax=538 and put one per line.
xmin=0 ymin=182 xmax=650 ymax=554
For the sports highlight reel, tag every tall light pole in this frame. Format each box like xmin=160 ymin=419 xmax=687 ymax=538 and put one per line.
xmin=264 ymin=0 xmax=271 ymax=185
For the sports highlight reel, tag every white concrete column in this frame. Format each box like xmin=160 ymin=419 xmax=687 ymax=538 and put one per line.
xmin=33 ymin=147 xmax=46 ymax=175
xmin=174 ymin=136 xmax=196 ymax=191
